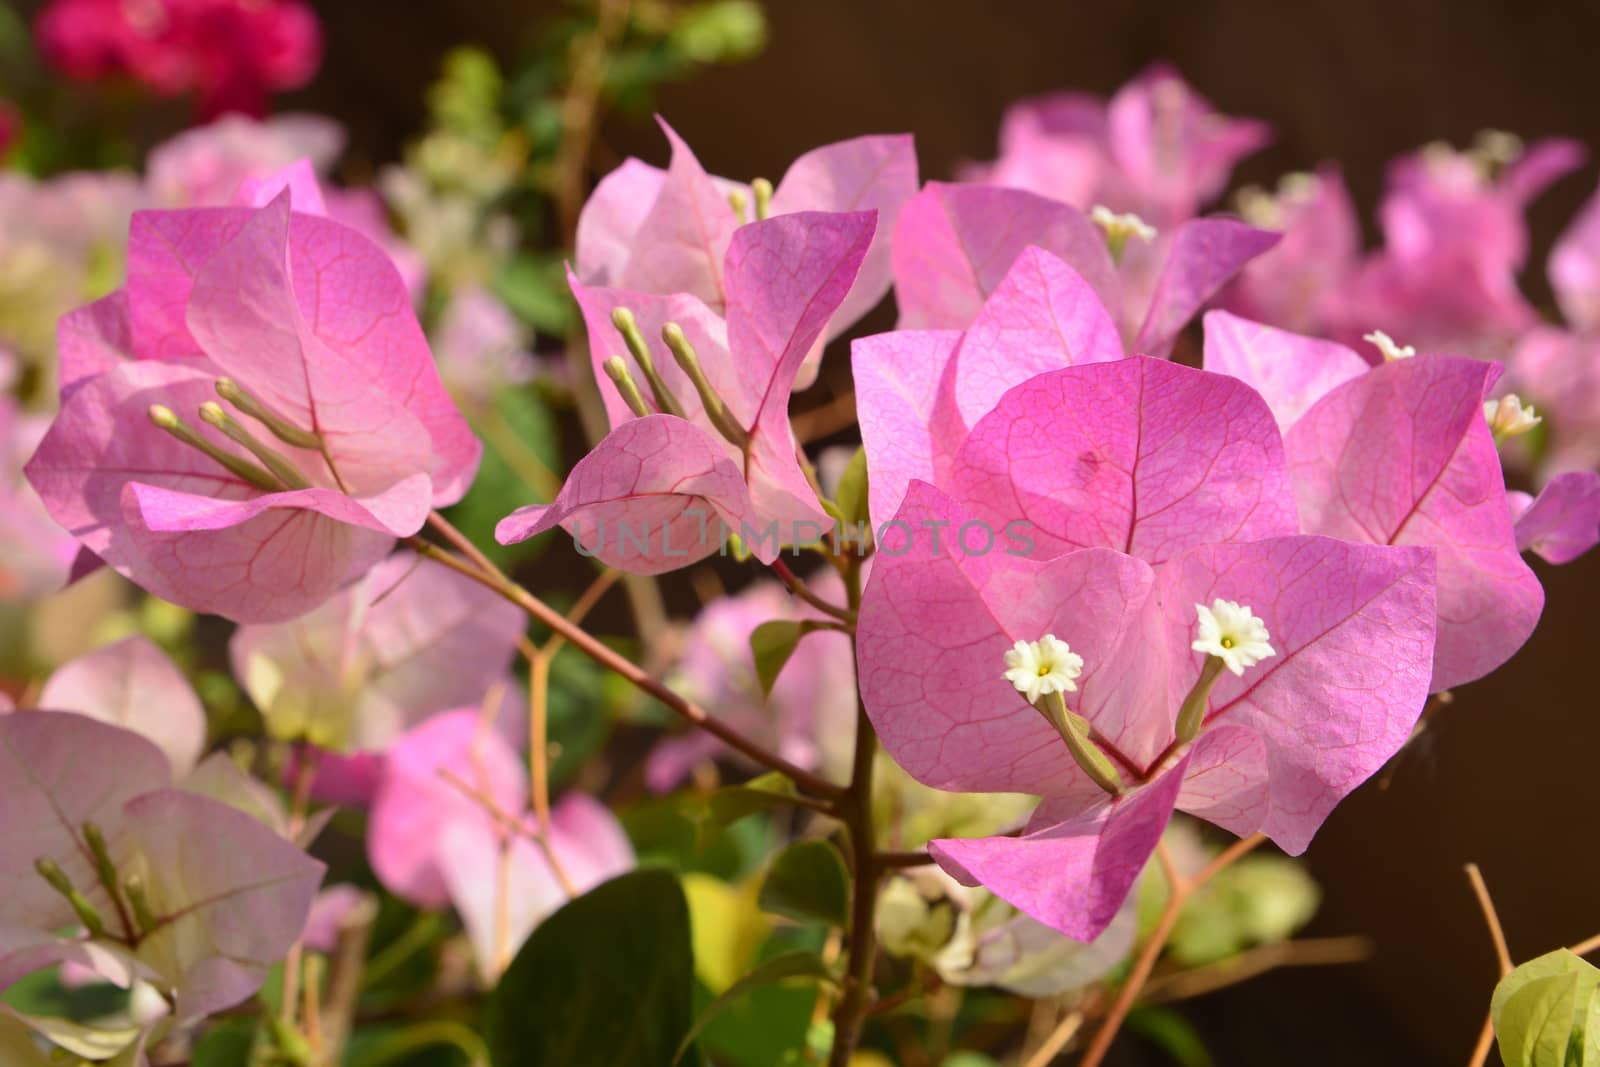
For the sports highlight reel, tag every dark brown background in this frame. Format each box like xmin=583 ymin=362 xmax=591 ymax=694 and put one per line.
xmin=102 ymin=1 xmax=1600 ymax=1062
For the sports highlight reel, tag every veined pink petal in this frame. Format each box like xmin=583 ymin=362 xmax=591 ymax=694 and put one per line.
xmin=891 ymin=182 xmax=1118 ymax=330
xmin=39 ymin=637 xmax=206 ymax=777
xmin=0 ymin=712 xmax=170 ymax=931
xmin=851 ymin=329 xmax=964 ymax=530
xmin=948 ymin=246 xmax=1124 ymax=429
xmin=575 ymin=158 xmax=667 ymax=286
xmin=57 ymin=291 xmax=132 ymax=399
xmin=1158 ymin=536 xmax=1437 ymax=852
xmin=732 ymin=210 xmax=875 ymax=532
xmin=619 ymin=118 xmax=739 ymax=309
xmin=1174 ymin=723 xmax=1270 ymax=839
xmin=121 ymin=485 xmax=396 ymax=624
xmin=948 ymin=357 xmax=1298 ymax=563
xmin=1287 ymin=356 xmax=1543 ymax=689
xmin=856 ymin=481 xmax=1162 ymax=795
xmin=1511 ymin=470 xmax=1600 ymax=564
xmin=120 ymin=789 xmax=324 ymax=1026
xmin=128 ymin=196 xmax=478 ymax=503
xmin=184 ymin=193 xmax=437 ymax=503
xmin=1127 ymin=217 xmax=1279 ymax=358
xmin=495 ymin=415 xmax=760 ymax=572
xmin=25 ymin=361 xmax=397 ymax=623
xmin=930 ymin=765 xmax=1185 ymax=942
xmin=1201 ymin=311 xmax=1368 ymax=431
xmin=771 ymin=133 xmax=919 ymax=343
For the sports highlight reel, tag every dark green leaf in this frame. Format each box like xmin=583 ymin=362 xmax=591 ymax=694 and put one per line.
xmin=759 ymin=840 xmax=849 ymax=927
xmin=704 ymin=772 xmax=801 ymax=834
xmin=751 ymin=620 xmax=804 ymax=697
xmin=486 ymin=869 xmax=700 ymax=1067
xmin=750 ymin=620 xmax=831 ymax=697
xmin=444 ymin=386 xmax=560 ymax=570
xmin=674 ymin=951 xmax=836 ymax=1064
xmin=1126 ymin=1005 xmax=1214 ymax=1067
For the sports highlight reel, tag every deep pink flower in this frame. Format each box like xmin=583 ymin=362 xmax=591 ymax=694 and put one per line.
xmin=0 ymin=102 xmax=19 ymax=160
xmin=1501 ymin=180 xmax=1600 ymax=476
xmin=368 ymin=710 xmax=633 ymax=980
xmin=26 ymin=187 xmax=478 ymax=622
xmin=0 ymin=712 xmax=324 ymax=1043
xmin=577 ymin=120 xmax=916 ymax=387
xmin=1322 ymin=137 xmax=1584 ymax=359
xmin=963 ymin=65 xmax=1270 ymax=226
xmin=498 ymin=211 xmax=875 ymax=572
xmin=648 ymin=572 xmax=856 ymax=791
xmin=891 ymin=181 xmax=1277 ymax=358
xmin=36 ymin=0 xmax=323 ymax=118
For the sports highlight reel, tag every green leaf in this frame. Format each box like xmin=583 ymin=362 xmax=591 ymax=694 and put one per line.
xmin=1126 ymin=1004 xmax=1214 ymax=1067
xmin=758 ymin=840 xmax=849 ymax=927
xmin=445 ymin=386 xmax=560 ymax=569
xmin=1492 ymin=948 xmax=1600 ymax=1067
xmin=495 ymin=255 xmax=575 ymax=335
xmin=750 ymin=619 xmax=832 ymax=697
xmin=704 ymin=772 xmax=801 ymax=834
xmin=750 ymin=620 xmax=804 ymax=697
xmin=833 ymin=446 xmax=871 ymax=530
xmin=674 ymin=951 xmax=836 ymax=1064
xmin=486 ymin=869 xmax=700 ymax=1067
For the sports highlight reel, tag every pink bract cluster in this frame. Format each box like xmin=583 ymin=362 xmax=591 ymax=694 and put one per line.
xmin=5 ymin=62 xmax=1600 ymax=1061
xmin=35 ymin=0 xmax=321 ymax=118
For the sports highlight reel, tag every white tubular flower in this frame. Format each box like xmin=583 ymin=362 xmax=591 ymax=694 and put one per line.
xmin=1089 ymin=204 xmax=1157 ymax=245
xmin=1003 ymin=635 xmax=1084 ymax=704
xmin=1363 ymin=330 xmax=1416 ymax=362
xmin=1484 ymin=393 xmax=1541 ymax=440
xmin=1191 ymin=600 xmax=1276 ymax=677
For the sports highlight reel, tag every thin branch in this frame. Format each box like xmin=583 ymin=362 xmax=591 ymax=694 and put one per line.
xmin=1142 ymin=936 xmax=1373 ymax=1004
xmin=437 ymin=766 xmax=578 ymax=899
xmin=828 ymin=559 xmax=879 ymax=1067
xmin=770 ymin=558 xmax=856 ymax=624
xmin=1465 ymin=863 xmax=1513 ymax=976
xmin=1465 ymin=862 xmax=1513 ymax=1067
xmin=1077 ymin=833 xmax=1267 ymax=1067
xmin=319 ymin=896 xmax=377 ymax=1066
xmin=876 ymin=849 xmax=933 ymax=869
xmin=1019 ymin=1011 xmax=1084 ymax=1067
xmin=409 ymin=518 xmax=846 ymax=799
